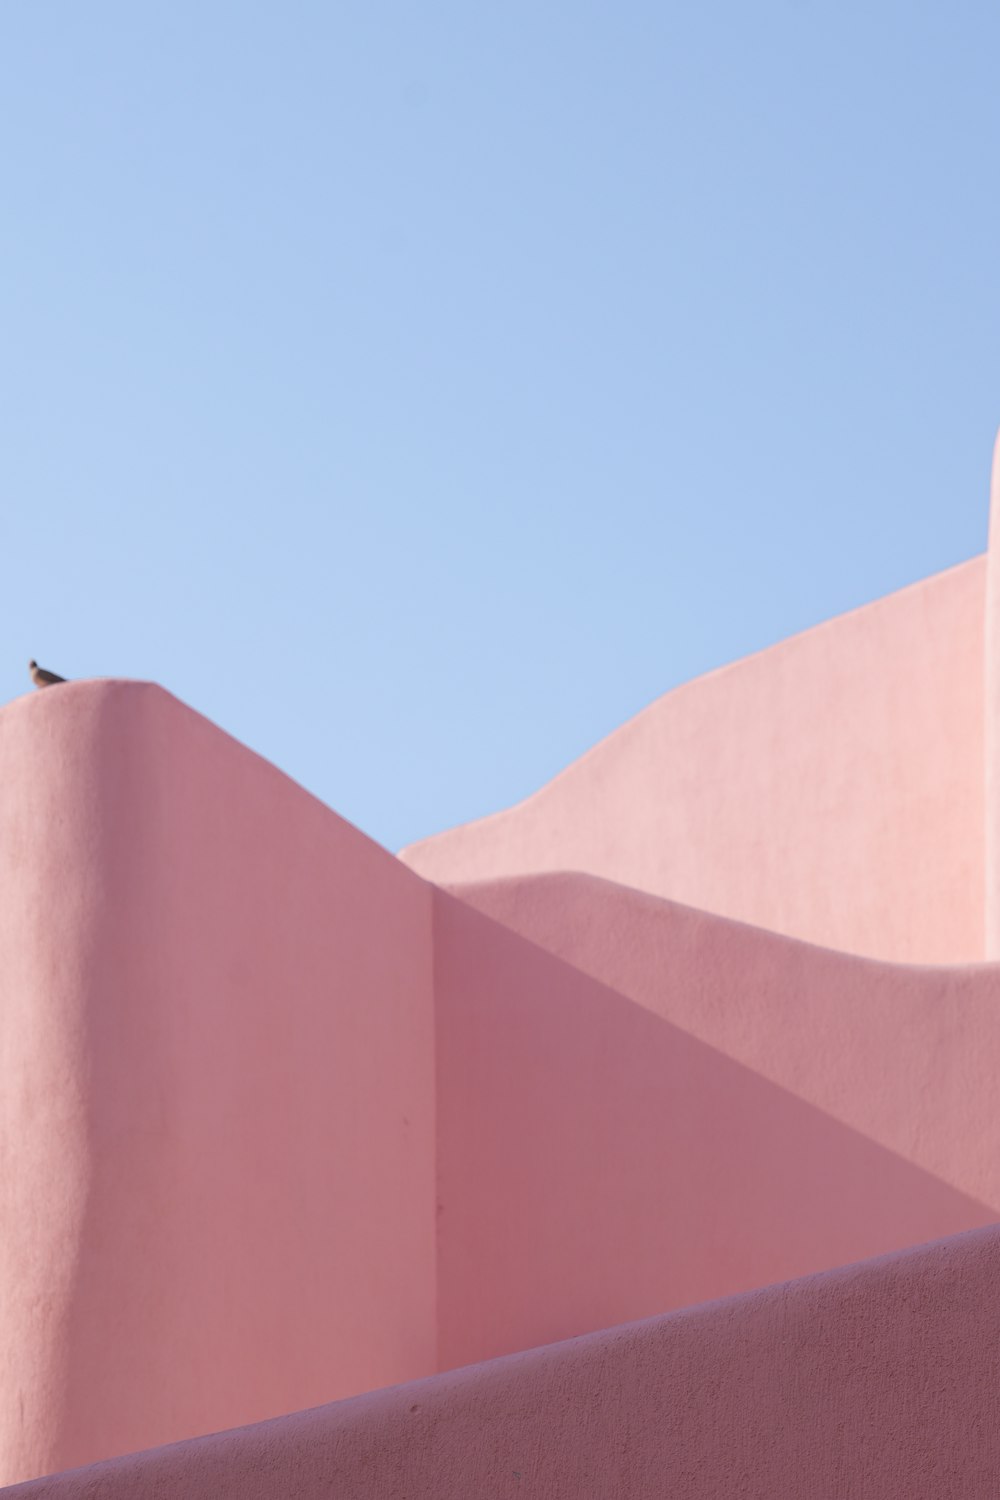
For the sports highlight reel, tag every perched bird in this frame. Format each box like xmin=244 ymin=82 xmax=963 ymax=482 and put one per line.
xmin=29 ymin=659 xmax=67 ymax=688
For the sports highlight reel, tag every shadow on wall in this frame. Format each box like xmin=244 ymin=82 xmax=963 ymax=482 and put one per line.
xmin=447 ymin=870 xmax=1000 ymax=1205
xmin=16 ymin=1223 xmax=1000 ymax=1500
xmin=434 ymin=892 xmax=999 ymax=1371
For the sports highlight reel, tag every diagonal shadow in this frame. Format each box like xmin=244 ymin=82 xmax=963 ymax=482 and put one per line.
xmin=448 ymin=870 xmax=1000 ymax=1206
xmin=434 ymin=890 xmax=999 ymax=1372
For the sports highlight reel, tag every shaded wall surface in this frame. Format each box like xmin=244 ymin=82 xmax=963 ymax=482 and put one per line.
xmin=434 ymin=882 xmax=999 ymax=1369
xmin=449 ymin=873 xmax=1000 ymax=1206
xmin=4 ymin=578 xmax=1000 ymax=1494
xmin=0 ymin=683 xmax=437 ymax=1485
xmin=11 ymin=1226 xmax=1000 ymax=1500
xmin=404 ymin=559 xmax=987 ymax=963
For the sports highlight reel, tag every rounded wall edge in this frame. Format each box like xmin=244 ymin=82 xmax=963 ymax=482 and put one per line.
xmin=1 ymin=678 xmax=440 ymax=1482
xmin=0 ymin=680 xmax=140 ymax=1484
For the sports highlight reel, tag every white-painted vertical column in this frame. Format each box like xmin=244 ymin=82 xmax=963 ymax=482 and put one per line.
xmin=984 ymin=428 xmax=1000 ymax=957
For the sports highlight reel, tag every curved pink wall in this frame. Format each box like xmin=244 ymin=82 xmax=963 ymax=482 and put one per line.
xmin=448 ymin=873 xmax=1000 ymax=1204
xmin=0 ymin=682 xmax=437 ymax=1485
xmin=5 ymin=653 xmax=1000 ymax=1490
xmin=404 ymin=559 xmax=986 ymax=963
xmin=11 ymin=1226 xmax=1000 ymax=1499
xmin=433 ymin=882 xmax=998 ymax=1369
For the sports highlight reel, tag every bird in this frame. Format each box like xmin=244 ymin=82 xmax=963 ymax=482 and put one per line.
xmin=29 ymin=659 xmax=67 ymax=688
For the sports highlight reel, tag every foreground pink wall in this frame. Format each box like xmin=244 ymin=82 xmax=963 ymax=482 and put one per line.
xmin=0 ymin=682 xmax=437 ymax=1486
xmin=433 ymin=884 xmax=999 ymax=1369
xmin=12 ymin=1226 xmax=1000 ymax=1499
xmin=405 ymin=560 xmax=986 ymax=963
xmin=5 ymin=662 xmax=1000 ymax=1488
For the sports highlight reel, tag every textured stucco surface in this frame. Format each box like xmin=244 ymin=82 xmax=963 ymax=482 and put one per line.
xmin=0 ymin=682 xmax=437 ymax=1485
xmin=403 ymin=559 xmax=986 ymax=963
xmin=4 ymin=497 xmax=1000 ymax=1500
xmin=449 ymin=872 xmax=1000 ymax=1207
xmin=10 ymin=1226 xmax=1000 ymax=1499
xmin=434 ymin=883 xmax=998 ymax=1369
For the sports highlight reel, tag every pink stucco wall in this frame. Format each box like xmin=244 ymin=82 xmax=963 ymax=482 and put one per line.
xmin=434 ymin=882 xmax=998 ymax=1369
xmin=4 ymin=502 xmax=1000 ymax=1500
xmin=404 ymin=559 xmax=986 ymax=963
xmin=0 ymin=682 xmax=437 ymax=1486
xmin=449 ymin=873 xmax=1000 ymax=1205
xmin=985 ymin=432 xmax=1000 ymax=957
xmin=10 ymin=1225 xmax=1000 ymax=1499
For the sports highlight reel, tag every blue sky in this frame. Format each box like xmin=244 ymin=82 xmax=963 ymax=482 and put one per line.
xmin=2 ymin=2 xmax=998 ymax=851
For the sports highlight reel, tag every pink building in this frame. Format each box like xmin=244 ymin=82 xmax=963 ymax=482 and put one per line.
xmin=3 ymin=437 xmax=1000 ymax=1495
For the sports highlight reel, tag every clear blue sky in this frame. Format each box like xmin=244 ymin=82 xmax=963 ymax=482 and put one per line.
xmin=2 ymin=2 xmax=998 ymax=851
